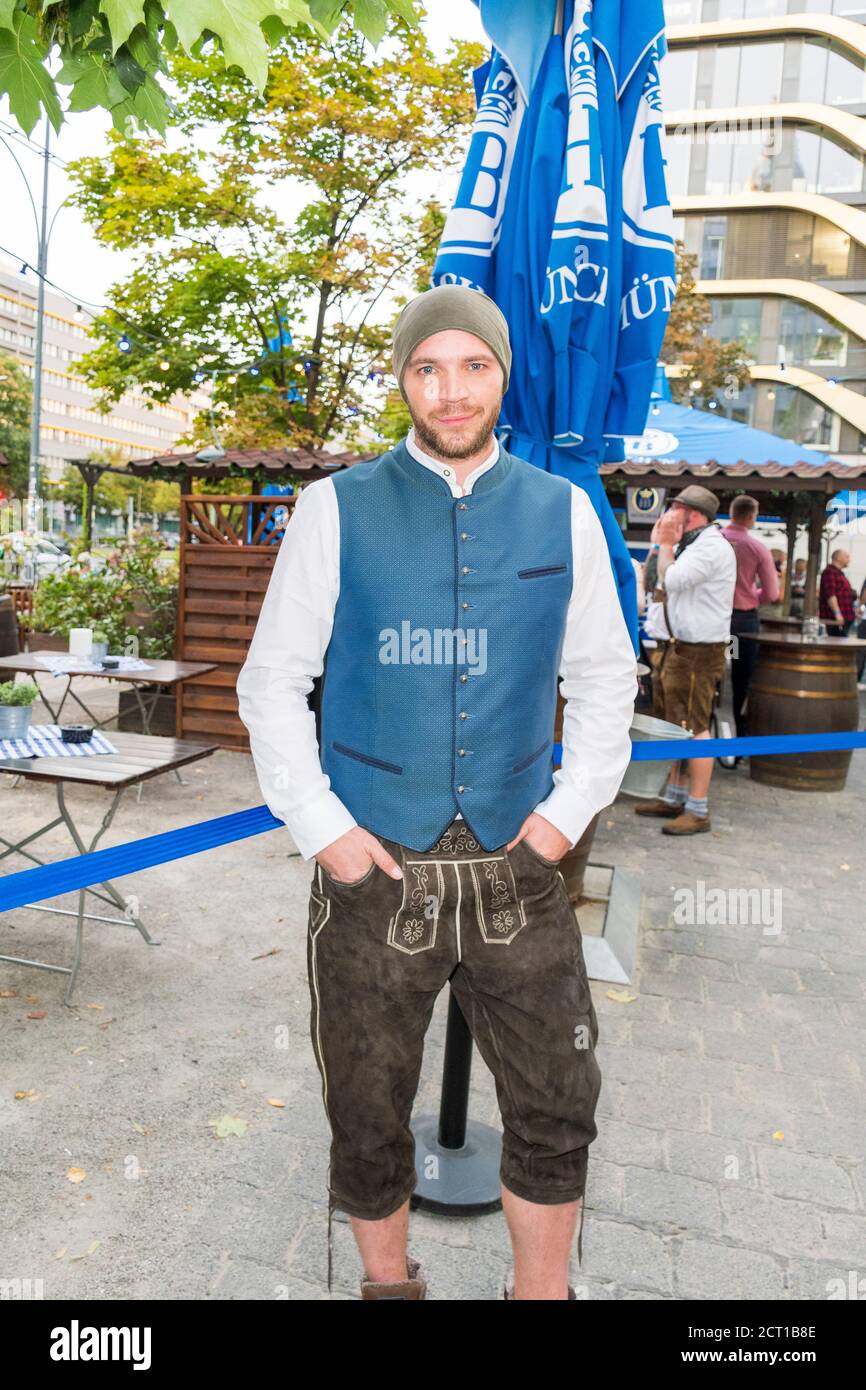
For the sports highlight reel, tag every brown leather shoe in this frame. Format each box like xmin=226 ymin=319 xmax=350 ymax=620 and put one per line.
xmin=634 ymin=797 xmax=682 ymax=818
xmin=360 ymin=1254 xmax=427 ymax=1299
xmin=661 ymin=811 xmax=711 ymax=835
xmin=504 ymin=1272 xmax=577 ymax=1300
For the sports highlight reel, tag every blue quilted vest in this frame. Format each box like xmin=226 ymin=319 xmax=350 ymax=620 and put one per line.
xmin=319 ymin=438 xmax=574 ymax=851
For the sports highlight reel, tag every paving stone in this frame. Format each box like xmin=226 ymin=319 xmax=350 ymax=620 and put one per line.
xmin=674 ymin=1238 xmax=785 ymax=1300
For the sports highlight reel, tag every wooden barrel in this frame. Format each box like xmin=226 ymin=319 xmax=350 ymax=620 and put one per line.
xmin=748 ymin=637 xmax=861 ymax=791
xmin=0 ymin=593 xmax=19 ymax=658
xmin=760 ymin=615 xmax=802 ymax=636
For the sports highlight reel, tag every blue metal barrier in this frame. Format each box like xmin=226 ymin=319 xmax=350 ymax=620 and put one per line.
xmin=1 ymin=731 xmax=865 ymax=912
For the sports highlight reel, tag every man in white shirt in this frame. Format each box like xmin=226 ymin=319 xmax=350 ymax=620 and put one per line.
xmin=635 ymin=485 xmax=736 ymax=835
xmin=237 ymin=285 xmax=637 ymax=1302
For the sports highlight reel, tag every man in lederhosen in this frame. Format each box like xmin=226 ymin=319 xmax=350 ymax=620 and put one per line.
xmin=237 ymin=285 xmax=637 ymax=1301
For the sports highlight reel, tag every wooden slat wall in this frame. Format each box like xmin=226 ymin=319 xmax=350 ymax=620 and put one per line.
xmin=176 ymin=495 xmax=294 ymax=748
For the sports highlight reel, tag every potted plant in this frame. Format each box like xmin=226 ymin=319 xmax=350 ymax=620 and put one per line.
xmin=0 ymin=679 xmax=40 ymax=739
xmin=91 ymin=629 xmax=109 ymax=662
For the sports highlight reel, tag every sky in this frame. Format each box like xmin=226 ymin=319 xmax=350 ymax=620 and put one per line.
xmin=0 ymin=3 xmax=487 ymax=312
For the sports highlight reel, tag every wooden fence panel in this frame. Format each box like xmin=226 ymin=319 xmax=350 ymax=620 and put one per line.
xmin=176 ymin=495 xmax=295 ymax=748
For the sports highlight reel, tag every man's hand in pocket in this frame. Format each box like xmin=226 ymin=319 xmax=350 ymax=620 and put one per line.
xmin=316 ymin=826 xmax=403 ymax=883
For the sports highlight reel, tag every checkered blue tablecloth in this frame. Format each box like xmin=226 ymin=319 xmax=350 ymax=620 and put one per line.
xmin=0 ymin=724 xmax=118 ymax=762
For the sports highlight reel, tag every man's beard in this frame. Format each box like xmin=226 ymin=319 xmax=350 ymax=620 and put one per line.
xmin=410 ymin=398 xmax=501 ymax=461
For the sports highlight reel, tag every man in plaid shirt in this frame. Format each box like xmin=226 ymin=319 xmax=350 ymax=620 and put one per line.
xmin=819 ymin=550 xmax=857 ymax=636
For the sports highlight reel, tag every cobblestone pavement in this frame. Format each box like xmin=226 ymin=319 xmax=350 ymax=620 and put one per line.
xmin=1 ymin=681 xmax=863 ymax=1300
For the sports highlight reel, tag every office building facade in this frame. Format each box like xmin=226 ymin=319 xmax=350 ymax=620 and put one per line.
xmin=0 ymin=260 xmax=208 ymax=481
xmin=661 ymin=0 xmax=866 ymax=460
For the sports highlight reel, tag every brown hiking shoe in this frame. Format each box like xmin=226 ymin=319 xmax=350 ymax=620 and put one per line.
xmin=634 ymin=798 xmax=681 ymax=818
xmin=360 ymin=1254 xmax=427 ymax=1300
xmin=661 ymin=810 xmax=711 ymax=836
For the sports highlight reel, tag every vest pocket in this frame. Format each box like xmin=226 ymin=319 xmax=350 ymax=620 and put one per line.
xmin=517 ymin=563 xmax=568 ymax=579
xmin=512 ymin=739 xmax=551 ymax=774
xmin=331 ymin=741 xmax=403 ymax=774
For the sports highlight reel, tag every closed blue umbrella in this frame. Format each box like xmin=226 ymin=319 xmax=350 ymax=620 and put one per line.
xmin=432 ymin=0 xmax=676 ymax=647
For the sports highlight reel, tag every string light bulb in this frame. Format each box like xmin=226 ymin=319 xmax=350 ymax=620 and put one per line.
xmin=226 ymin=374 xmax=238 ymax=384
xmin=118 ymin=334 xmax=131 ymax=352
xmin=159 ymin=359 xmax=170 ymax=371
xmin=74 ymin=304 xmax=84 ymax=321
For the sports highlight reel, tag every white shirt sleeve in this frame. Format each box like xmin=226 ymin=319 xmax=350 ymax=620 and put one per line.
xmin=235 ymin=480 xmax=357 ymax=861
xmin=663 ymin=530 xmax=717 ymax=594
xmin=532 ymin=485 xmax=638 ymax=847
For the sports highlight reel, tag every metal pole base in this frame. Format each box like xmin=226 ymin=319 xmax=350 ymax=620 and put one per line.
xmin=409 ymin=1112 xmax=503 ymax=1216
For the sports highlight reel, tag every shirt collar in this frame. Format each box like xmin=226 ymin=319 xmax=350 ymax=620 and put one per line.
xmin=405 ymin=427 xmax=500 ymax=496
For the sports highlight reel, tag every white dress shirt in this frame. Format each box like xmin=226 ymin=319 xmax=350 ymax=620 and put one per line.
xmin=661 ymin=524 xmax=737 ymax=643
xmin=236 ymin=430 xmax=638 ymax=860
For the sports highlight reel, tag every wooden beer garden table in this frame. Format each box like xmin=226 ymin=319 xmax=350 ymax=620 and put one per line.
xmin=740 ymin=632 xmax=866 ymax=791
xmin=0 ymin=731 xmax=218 ymax=1004
xmin=0 ymin=652 xmax=217 ymax=737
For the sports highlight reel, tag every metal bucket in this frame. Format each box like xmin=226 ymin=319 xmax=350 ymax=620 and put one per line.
xmin=0 ymin=703 xmax=34 ymax=740
xmin=618 ymin=712 xmax=693 ymax=799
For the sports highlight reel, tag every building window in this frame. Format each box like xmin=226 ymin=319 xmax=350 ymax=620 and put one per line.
xmin=701 ymin=217 xmax=727 ymax=277
xmin=708 ymin=297 xmax=762 ymax=359
xmin=779 ymin=302 xmax=849 ymax=366
xmin=770 ymin=384 xmax=840 ymax=450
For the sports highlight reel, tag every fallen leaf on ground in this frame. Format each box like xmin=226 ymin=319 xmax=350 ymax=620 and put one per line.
xmin=252 ymin=948 xmax=281 ymax=959
xmin=267 ymin=1098 xmax=285 ymax=1108
xmin=66 ymin=1167 xmax=86 ymax=1184
xmin=27 ymin=1011 xmax=47 ymax=1020
xmin=0 ymin=990 xmax=19 ymax=998
xmin=209 ymin=1116 xmax=248 ymax=1138
xmin=72 ymin=1046 xmax=88 ymax=1055
xmin=69 ymin=1240 xmax=100 ymax=1260
xmin=53 ymin=1247 xmax=67 ymax=1259
xmin=772 ymin=1130 xmax=785 ymax=1142
xmin=14 ymin=1089 xmax=39 ymax=1100
xmin=606 ymin=988 xmax=637 ymax=1004
xmin=85 ymin=1003 xmax=104 ymax=1010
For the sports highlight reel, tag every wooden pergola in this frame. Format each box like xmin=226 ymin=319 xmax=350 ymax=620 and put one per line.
xmin=600 ymin=455 xmax=866 ymax=618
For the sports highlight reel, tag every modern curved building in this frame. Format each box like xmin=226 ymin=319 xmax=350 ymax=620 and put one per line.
xmin=661 ymin=0 xmax=866 ymax=461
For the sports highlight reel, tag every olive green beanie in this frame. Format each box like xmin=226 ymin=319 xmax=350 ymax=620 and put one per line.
xmin=391 ymin=285 xmax=511 ymax=401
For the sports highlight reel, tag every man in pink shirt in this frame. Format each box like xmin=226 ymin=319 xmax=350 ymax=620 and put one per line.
xmin=721 ymin=495 xmax=780 ymax=741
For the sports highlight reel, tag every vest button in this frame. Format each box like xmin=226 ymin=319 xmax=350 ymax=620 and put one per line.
xmin=460 ymin=532 xmax=469 ymax=540
xmin=458 ymin=503 xmax=467 ymax=510
xmin=457 ymin=785 xmax=465 ymax=793
xmin=460 ymin=674 xmax=468 ymax=683
xmin=458 ymin=748 xmax=466 ymax=756
xmin=462 ymin=565 xmax=470 ymax=575
xmin=462 ymin=602 xmax=470 ymax=610
xmin=459 ymin=711 xmax=468 ymax=719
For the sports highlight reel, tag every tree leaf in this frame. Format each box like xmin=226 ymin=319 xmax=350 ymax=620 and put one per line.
xmin=385 ymin=0 xmax=418 ymax=26
xmin=114 ymin=42 xmax=147 ymax=93
xmin=163 ymin=1 xmax=297 ymax=93
xmin=352 ymin=0 xmax=388 ymax=47
xmin=130 ymin=71 xmax=171 ymax=135
xmin=0 ymin=0 xmax=15 ymax=32
xmin=102 ymin=0 xmax=148 ymax=53
xmin=0 ymin=12 xmax=64 ymax=135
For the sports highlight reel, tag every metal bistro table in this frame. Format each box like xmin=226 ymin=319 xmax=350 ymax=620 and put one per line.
xmin=0 ymin=732 xmax=218 ymax=1004
xmin=0 ymin=652 xmax=218 ymax=737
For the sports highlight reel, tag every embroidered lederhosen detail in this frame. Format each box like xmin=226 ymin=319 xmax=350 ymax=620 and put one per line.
xmin=469 ymin=854 xmax=525 ymax=944
xmin=387 ymin=856 xmax=443 ymax=955
xmin=430 ymin=825 xmax=480 ymax=855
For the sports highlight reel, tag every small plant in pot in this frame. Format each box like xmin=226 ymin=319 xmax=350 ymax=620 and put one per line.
xmin=91 ymin=629 xmax=109 ymax=663
xmin=0 ymin=680 xmax=40 ymax=739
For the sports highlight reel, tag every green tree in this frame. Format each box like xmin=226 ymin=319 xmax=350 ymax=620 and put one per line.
xmin=67 ymin=17 xmax=481 ymax=456
xmin=659 ymin=242 xmax=752 ymax=409
xmin=0 ymin=0 xmax=419 ymax=137
xmin=0 ymin=350 xmax=32 ymax=497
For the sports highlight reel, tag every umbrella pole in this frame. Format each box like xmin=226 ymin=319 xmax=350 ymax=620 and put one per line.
xmin=409 ymin=989 xmax=503 ymax=1215
xmin=554 ymin=0 xmax=565 ymax=36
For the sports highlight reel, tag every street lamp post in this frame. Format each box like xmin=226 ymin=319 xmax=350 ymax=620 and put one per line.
xmin=27 ymin=120 xmax=51 ymax=534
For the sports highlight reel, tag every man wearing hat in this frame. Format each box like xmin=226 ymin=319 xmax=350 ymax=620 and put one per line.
xmin=635 ymin=485 xmax=736 ymax=835
xmin=237 ymin=284 xmax=637 ymax=1300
